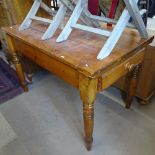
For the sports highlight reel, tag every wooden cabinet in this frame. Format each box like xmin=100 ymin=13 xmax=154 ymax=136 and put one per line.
xmin=115 ymin=45 xmax=155 ymax=104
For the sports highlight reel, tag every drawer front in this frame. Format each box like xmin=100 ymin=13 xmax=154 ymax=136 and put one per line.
xmin=98 ymin=49 xmax=145 ymax=91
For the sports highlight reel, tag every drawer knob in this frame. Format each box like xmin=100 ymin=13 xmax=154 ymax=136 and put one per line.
xmin=125 ymin=62 xmax=135 ymax=71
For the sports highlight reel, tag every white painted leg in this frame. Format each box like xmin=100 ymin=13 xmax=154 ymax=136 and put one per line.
xmin=19 ymin=0 xmax=42 ymax=31
xmin=123 ymin=0 xmax=148 ymax=38
xmin=72 ymin=0 xmax=100 ymax=27
xmin=97 ymin=8 xmax=131 ymax=60
xmin=60 ymin=0 xmax=99 ymax=27
xmin=41 ymin=4 xmax=67 ymax=40
xmin=97 ymin=0 xmax=147 ymax=60
xmin=56 ymin=0 xmax=84 ymax=42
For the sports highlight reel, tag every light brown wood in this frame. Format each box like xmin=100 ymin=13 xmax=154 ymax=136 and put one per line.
xmin=125 ymin=65 xmax=141 ymax=108
xmin=5 ymin=34 xmax=28 ymax=92
xmin=2 ymin=23 xmax=154 ymax=150
xmin=14 ymin=38 xmax=79 ymax=88
xmin=115 ymin=45 xmax=155 ymax=104
xmin=0 ymin=0 xmax=51 ymax=77
xmin=79 ymin=73 xmax=97 ymax=150
xmin=99 ymin=50 xmax=145 ymax=90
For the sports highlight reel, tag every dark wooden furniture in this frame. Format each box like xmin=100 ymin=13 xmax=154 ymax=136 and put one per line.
xmin=2 ymin=23 xmax=153 ymax=150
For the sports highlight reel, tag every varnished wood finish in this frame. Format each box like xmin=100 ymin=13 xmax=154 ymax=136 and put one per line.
xmin=5 ymin=35 xmax=28 ymax=92
xmin=79 ymin=74 xmax=97 ymax=150
xmin=115 ymin=45 xmax=155 ymax=103
xmin=2 ymin=23 xmax=153 ymax=150
xmin=125 ymin=65 xmax=140 ymax=108
xmin=0 ymin=0 xmax=51 ymax=77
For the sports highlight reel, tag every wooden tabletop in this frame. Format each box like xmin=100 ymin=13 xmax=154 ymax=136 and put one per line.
xmin=2 ymin=23 xmax=153 ymax=77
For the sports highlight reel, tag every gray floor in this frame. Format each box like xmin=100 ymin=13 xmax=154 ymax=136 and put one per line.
xmin=0 ymin=54 xmax=155 ymax=155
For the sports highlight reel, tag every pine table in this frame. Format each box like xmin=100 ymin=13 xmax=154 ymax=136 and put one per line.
xmin=2 ymin=23 xmax=153 ymax=150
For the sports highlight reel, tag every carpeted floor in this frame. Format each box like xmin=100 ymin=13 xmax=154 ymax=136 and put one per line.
xmin=0 ymin=112 xmax=17 ymax=149
xmin=0 ymin=58 xmax=23 ymax=104
xmin=0 ymin=70 xmax=155 ymax=155
xmin=0 ymin=51 xmax=155 ymax=155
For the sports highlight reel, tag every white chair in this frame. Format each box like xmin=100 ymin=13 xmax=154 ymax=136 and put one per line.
xmin=19 ymin=0 xmax=99 ymax=40
xmin=57 ymin=0 xmax=148 ymax=60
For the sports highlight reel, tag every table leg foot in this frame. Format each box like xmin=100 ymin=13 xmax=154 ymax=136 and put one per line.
xmin=12 ymin=53 xmax=28 ymax=92
xmin=85 ymin=137 xmax=93 ymax=151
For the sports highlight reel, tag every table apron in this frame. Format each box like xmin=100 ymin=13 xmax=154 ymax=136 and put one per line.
xmin=14 ymin=38 xmax=79 ymax=88
xmin=11 ymin=37 xmax=145 ymax=93
xmin=97 ymin=49 xmax=145 ymax=91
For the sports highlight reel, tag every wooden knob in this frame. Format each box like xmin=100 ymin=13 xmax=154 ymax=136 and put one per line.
xmin=125 ymin=62 xmax=135 ymax=72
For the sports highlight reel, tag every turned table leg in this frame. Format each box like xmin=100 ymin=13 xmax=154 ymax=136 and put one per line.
xmin=125 ymin=65 xmax=140 ymax=108
xmin=79 ymin=74 xmax=97 ymax=150
xmin=6 ymin=35 xmax=28 ymax=92
xmin=83 ymin=99 xmax=94 ymax=150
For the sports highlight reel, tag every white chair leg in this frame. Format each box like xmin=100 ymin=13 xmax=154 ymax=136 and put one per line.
xmin=123 ymin=0 xmax=148 ymax=38
xmin=97 ymin=8 xmax=131 ymax=60
xmin=19 ymin=0 xmax=41 ymax=31
xmin=42 ymin=4 xmax=67 ymax=40
xmin=20 ymin=0 xmax=148 ymax=60
xmin=60 ymin=0 xmax=99 ymax=27
xmin=56 ymin=0 xmax=84 ymax=42
xmin=97 ymin=0 xmax=148 ymax=60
